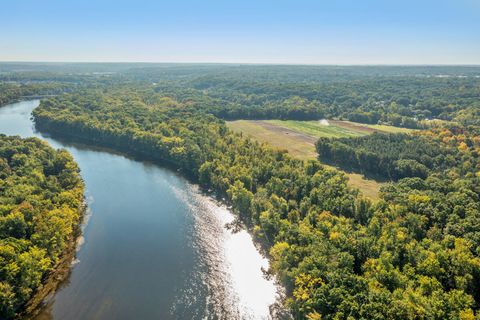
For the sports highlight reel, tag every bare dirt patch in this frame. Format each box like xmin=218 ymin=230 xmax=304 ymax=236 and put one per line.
xmin=227 ymin=120 xmax=383 ymax=200
xmin=252 ymin=120 xmax=319 ymax=144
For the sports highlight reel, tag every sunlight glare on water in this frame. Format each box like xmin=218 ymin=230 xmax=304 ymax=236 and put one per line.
xmin=173 ymin=185 xmax=282 ymax=319
xmin=0 ymin=100 xmax=285 ymax=320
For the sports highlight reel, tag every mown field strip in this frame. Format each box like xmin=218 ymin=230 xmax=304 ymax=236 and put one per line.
xmin=264 ymin=120 xmax=366 ymax=138
xmin=227 ymin=119 xmax=383 ymax=200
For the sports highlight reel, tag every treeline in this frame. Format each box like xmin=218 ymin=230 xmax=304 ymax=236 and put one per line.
xmin=316 ymin=128 xmax=480 ymax=181
xmin=138 ymin=65 xmax=480 ymax=127
xmin=3 ymin=64 xmax=480 ymax=127
xmin=0 ymin=135 xmax=84 ymax=319
xmin=2 ymin=64 xmax=480 ymax=127
xmin=316 ymin=132 xmax=455 ymax=180
xmin=32 ymin=90 xmax=480 ymax=319
xmin=0 ymin=83 xmax=72 ymax=107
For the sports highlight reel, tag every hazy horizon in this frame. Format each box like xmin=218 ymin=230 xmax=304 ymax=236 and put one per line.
xmin=1 ymin=61 xmax=480 ymax=66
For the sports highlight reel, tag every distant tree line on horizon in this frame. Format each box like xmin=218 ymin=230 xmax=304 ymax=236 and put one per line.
xmin=1 ymin=64 xmax=480 ymax=318
xmin=1 ymin=64 xmax=480 ymax=127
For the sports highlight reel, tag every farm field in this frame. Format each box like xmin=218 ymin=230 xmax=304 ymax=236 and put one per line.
xmin=227 ymin=119 xmax=384 ymax=199
xmin=227 ymin=120 xmax=318 ymax=159
xmin=336 ymin=120 xmax=419 ymax=134
xmin=264 ymin=119 xmax=367 ymax=138
xmin=265 ymin=119 xmax=417 ymax=137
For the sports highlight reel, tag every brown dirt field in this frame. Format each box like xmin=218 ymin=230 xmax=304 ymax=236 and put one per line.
xmin=251 ymin=120 xmax=319 ymax=144
xmin=227 ymin=120 xmax=383 ymax=200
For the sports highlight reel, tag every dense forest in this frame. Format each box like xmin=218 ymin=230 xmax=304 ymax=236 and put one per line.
xmin=0 ymin=83 xmax=73 ymax=107
xmin=1 ymin=64 xmax=480 ymax=318
xmin=132 ymin=65 xmax=480 ymax=127
xmin=31 ymin=82 xmax=480 ymax=319
xmin=0 ymin=135 xmax=84 ymax=318
xmin=112 ymin=65 xmax=480 ymax=128
xmin=316 ymin=128 xmax=480 ymax=181
xmin=170 ymin=75 xmax=480 ymax=128
xmin=2 ymin=64 xmax=480 ymax=127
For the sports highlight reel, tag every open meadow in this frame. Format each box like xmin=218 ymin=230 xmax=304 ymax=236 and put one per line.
xmin=225 ymin=119 xmax=402 ymax=199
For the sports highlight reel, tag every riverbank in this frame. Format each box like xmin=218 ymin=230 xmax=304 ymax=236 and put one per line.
xmin=18 ymin=203 xmax=87 ymax=320
xmin=33 ymin=121 xmax=272 ymax=248
xmin=33 ymin=122 xmax=289 ymax=316
xmin=33 ymin=110 xmax=291 ymax=319
xmin=3 ymin=99 xmax=284 ymax=319
xmin=0 ymin=132 xmax=85 ymax=320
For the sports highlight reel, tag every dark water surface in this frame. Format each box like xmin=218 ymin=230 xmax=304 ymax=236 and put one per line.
xmin=0 ymin=100 xmax=282 ymax=319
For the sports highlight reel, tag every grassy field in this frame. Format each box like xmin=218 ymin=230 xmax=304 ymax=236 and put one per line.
xmin=337 ymin=121 xmax=418 ymax=134
xmin=227 ymin=119 xmax=383 ymax=200
xmin=264 ymin=120 xmax=367 ymax=138
xmin=266 ymin=119 xmax=417 ymax=137
xmin=227 ymin=120 xmax=319 ymax=159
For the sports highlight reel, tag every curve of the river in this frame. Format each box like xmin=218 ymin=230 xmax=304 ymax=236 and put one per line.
xmin=0 ymin=100 xmax=284 ymax=320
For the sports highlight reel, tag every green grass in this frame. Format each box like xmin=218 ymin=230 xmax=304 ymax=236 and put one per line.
xmin=344 ymin=172 xmax=383 ymax=200
xmin=355 ymin=123 xmax=418 ymax=134
xmin=420 ymin=119 xmax=458 ymax=128
xmin=227 ymin=120 xmax=383 ymax=200
xmin=227 ymin=120 xmax=318 ymax=159
xmin=265 ymin=120 xmax=366 ymax=138
xmin=266 ymin=119 xmax=418 ymax=137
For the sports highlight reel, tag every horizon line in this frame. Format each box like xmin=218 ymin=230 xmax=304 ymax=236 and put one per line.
xmin=1 ymin=60 xmax=480 ymax=67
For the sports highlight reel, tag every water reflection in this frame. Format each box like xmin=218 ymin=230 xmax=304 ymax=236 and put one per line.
xmin=0 ymin=100 xmax=285 ymax=319
xmin=174 ymin=185 xmax=282 ymax=319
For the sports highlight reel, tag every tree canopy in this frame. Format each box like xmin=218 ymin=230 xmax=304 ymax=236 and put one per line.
xmin=32 ymin=85 xmax=480 ymax=319
xmin=2 ymin=63 xmax=480 ymax=318
xmin=0 ymin=135 xmax=84 ymax=318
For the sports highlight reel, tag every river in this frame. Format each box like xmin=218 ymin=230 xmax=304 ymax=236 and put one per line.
xmin=0 ymin=100 xmax=283 ymax=320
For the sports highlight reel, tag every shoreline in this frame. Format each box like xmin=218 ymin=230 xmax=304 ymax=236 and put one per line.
xmin=32 ymin=124 xmax=292 ymax=318
xmin=16 ymin=202 xmax=87 ymax=320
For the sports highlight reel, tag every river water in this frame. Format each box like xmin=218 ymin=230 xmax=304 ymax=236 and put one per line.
xmin=0 ymin=100 xmax=283 ymax=320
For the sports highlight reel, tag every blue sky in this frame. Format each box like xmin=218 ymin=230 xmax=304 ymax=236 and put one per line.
xmin=1 ymin=0 xmax=479 ymax=64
